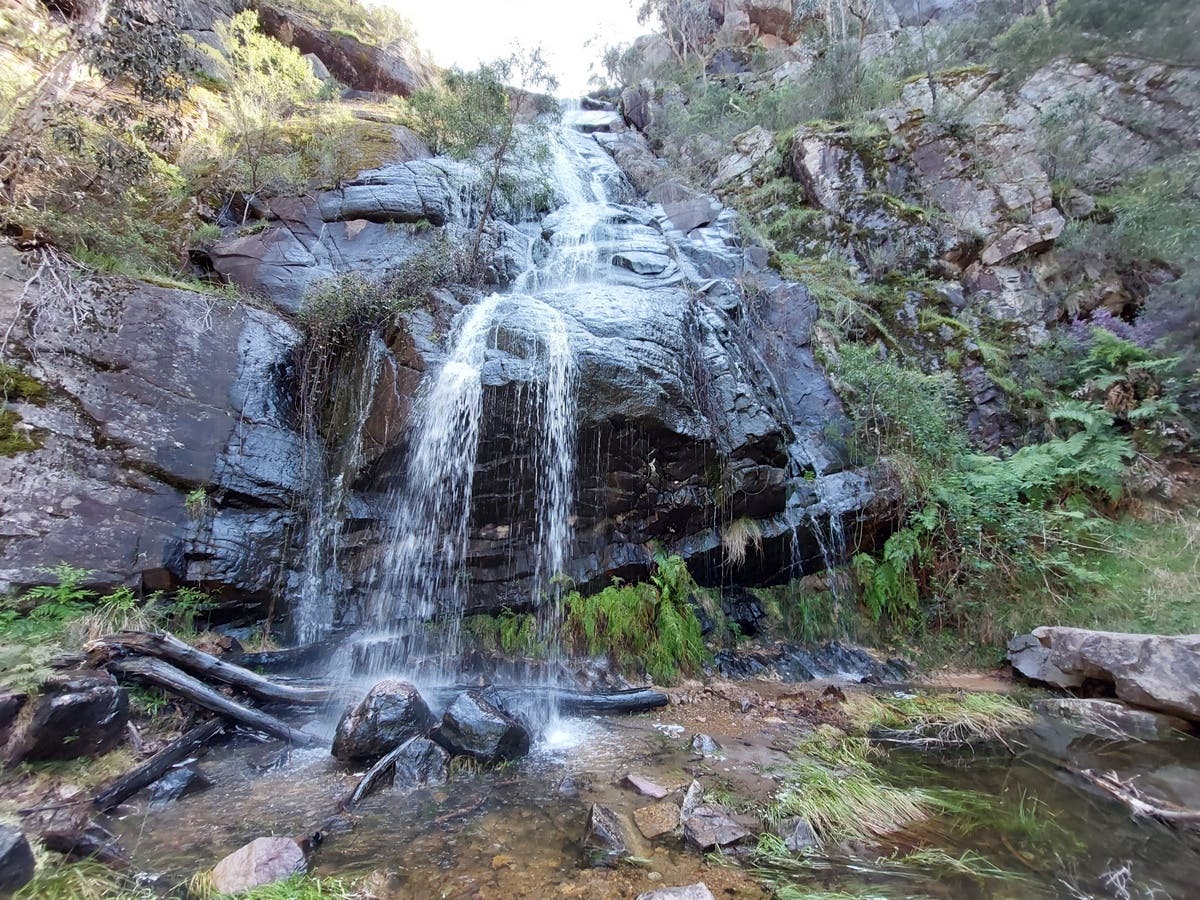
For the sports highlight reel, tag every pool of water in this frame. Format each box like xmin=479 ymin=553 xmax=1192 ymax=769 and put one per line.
xmin=109 ymin=692 xmax=1200 ymax=899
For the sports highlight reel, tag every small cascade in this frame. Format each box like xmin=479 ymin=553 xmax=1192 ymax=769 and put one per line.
xmin=293 ymin=332 xmax=390 ymax=644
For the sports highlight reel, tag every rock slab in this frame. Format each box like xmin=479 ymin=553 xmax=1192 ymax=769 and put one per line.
xmin=210 ymin=836 xmax=306 ymax=894
xmin=583 ymin=803 xmax=632 ymax=867
xmin=332 ymin=680 xmax=436 ymax=762
xmin=683 ymin=806 xmax=751 ymax=851
xmin=0 ymin=825 xmax=35 ymax=895
xmin=1009 ymin=628 xmax=1200 ymax=722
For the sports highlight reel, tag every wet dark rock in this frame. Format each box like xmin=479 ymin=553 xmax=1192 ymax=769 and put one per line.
xmin=149 ymin=764 xmax=212 ymax=805
xmin=390 ymin=737 xmax=450 ymax=788
xmin=4 ymin=672 xmax=127 ymax=764
xmin=583 ymin=804 xmax=633 ymax=867
xmin=711 ymin=641 xmax=908 ymax=683
xmin=432 ymin=688 xmax=531 ymax=764
xmin=40 ymin=821 xmax=129 ymax=868
xmin=690 ymin=733 xmax=721 ymax=756
xmin=333 ymin=680 xmax=436 ymax=763
xmin=682 ymin=806 xmax=751 ymax=851
xmin=0 ymin=693 xmax=26 ymax=750
xmin=637 ymin=884 xmax=714 ymax=900
xmin=557 ymin=775 xmax=583 ymax=798
xmin=1009 ymin=628 xmax=1200 ymax=722
xmin=720 ymin=587 xmax=767 ymax=636
xmin=210 ymin=836 xmax=306 ymax=894
xmin=0 ymin=825 xmax=35 ymax=895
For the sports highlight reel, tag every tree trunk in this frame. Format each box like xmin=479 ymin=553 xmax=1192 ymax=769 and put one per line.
xmin=107 ymin=657 xmax=322 ymax=747
xmin=92 ymin=719 xmax=225 ymax=811
xmin=88 ymin=631 xmax=331 ymax=706
xmin=0 ymin=0 xmax=112 ymax=196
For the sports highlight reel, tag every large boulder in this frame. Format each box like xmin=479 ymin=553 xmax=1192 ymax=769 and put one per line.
xmin=332 ymin=680 xmax=436 ymax=762
xmin=1009 ymin=628 xmax=1200 ymax=722
xmin=4 ymin=672 xmax=128 ymax=764
xmin=432 ymin=688 xmax=531 ymax=764
xmin=0 ymin=825 xmax=35 ymax=895
xmin=210 ymin=836 xmax=306 ymax=895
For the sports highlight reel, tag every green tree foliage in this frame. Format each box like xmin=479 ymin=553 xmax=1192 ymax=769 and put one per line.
xmin=409 ymin=46 xmax=558 ymax=275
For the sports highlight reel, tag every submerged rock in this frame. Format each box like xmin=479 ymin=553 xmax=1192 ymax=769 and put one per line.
xmin=0 ymin=825 xmax=35 ymax=895
xmin=432 ymin=688 xmax=531 ymax=764
xmin=4 ymin=671 xmax=128 ymax=764
xmin=1032 ymin=698 xmax=1192 ymax=740
xmin=582 ymin=804 xmax=633 ymax=867
xmin=210 ymin=836 xmax=306 ymax=895
xmin=636 ymin=885 xmax=714 ymax=900
xmin=390 ymin=737 xmax=450 ymax=788
xmin=332 ymin=680 xmax=436 ymax=763
xmin=634 ymin=801 xmax=681 ymax=839
xmin=149 ymin=764 xmax=212 ymax=805
xmin=1009 ymin=628 xmax=1200 ymax=722
xmin=777 ymin=817 xmax=819 ymax=851
xmin=682 ymin=806 xmax=751 ymax=851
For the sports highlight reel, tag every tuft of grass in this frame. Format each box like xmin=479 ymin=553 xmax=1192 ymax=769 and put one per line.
xmin=15 ymin=851 xmax=154 ymax=900
xmin=721 ymin=517 xmax=763 ymax=568
xmin=844 ymin=691 xmax=1032 ymax=747
xmin=765 ymin=726 xmax=937 ymax=842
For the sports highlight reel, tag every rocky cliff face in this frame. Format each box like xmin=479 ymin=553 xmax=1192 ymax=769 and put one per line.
xmin=0 ymin=90 xmax=889 ymax=633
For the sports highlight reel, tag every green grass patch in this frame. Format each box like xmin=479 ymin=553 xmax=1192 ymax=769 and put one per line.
xmin=844 ymin=691 xmax=1032 ymax=746
xmin=765 ymin=726 xmax=938 ymax=842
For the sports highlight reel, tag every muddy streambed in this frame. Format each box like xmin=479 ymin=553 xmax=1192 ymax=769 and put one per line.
xmin=110 ymin=684 xmax=1200 ymax=898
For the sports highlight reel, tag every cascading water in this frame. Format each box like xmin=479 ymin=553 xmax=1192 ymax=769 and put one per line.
xmin=337 ymin=106 xmax=623 ymax=720
xmin=294 ymin=332 xmax=391 ymax=644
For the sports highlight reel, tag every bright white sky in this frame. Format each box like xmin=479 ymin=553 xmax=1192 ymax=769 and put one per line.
xmin=386 ymin=0 xmax=647 ymax=95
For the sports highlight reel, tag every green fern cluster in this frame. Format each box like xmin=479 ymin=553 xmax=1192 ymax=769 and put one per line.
xmin=562 ymin=552 xmax=707 ymax=684
xmin=840 ymin=329 xmax=1172 ymax=632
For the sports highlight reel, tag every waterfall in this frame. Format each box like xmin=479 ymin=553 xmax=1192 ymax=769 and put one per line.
xmin=293 ymin=332 xmax=390 ymax=644
xmin=335 ymin=109 xmax=621 ymax=704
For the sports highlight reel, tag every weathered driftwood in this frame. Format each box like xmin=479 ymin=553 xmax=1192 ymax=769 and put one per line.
xmin=1078 ymin=768 xmax=1200 ymax=830
xmin=342 ymin=737 xmax=418 ymax=811
xmin=92 ymin=719 xmax=225 ymax=811
xmin=237 ymin=641 xmax=332 ymax=673
xmin=107 ymin=658 xmax=321 ymax=747
xmin=90 ymin=631 xmax=330 ymax=705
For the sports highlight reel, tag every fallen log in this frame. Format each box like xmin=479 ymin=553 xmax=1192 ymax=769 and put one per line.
xmin=341 ymin=737 xmax=418 ymax=810
xmin=107 ymin=658 xmax=322 ymax=747
xmin=93 ymin=719 xmax=225 ymax=812
xmin=431 ymin=685 xmax=669 ymax=715
xmin=89 ymin=631 xmax=330 ymax=706
xmin=1077 ymin=768 xmax=1200 ymax=830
